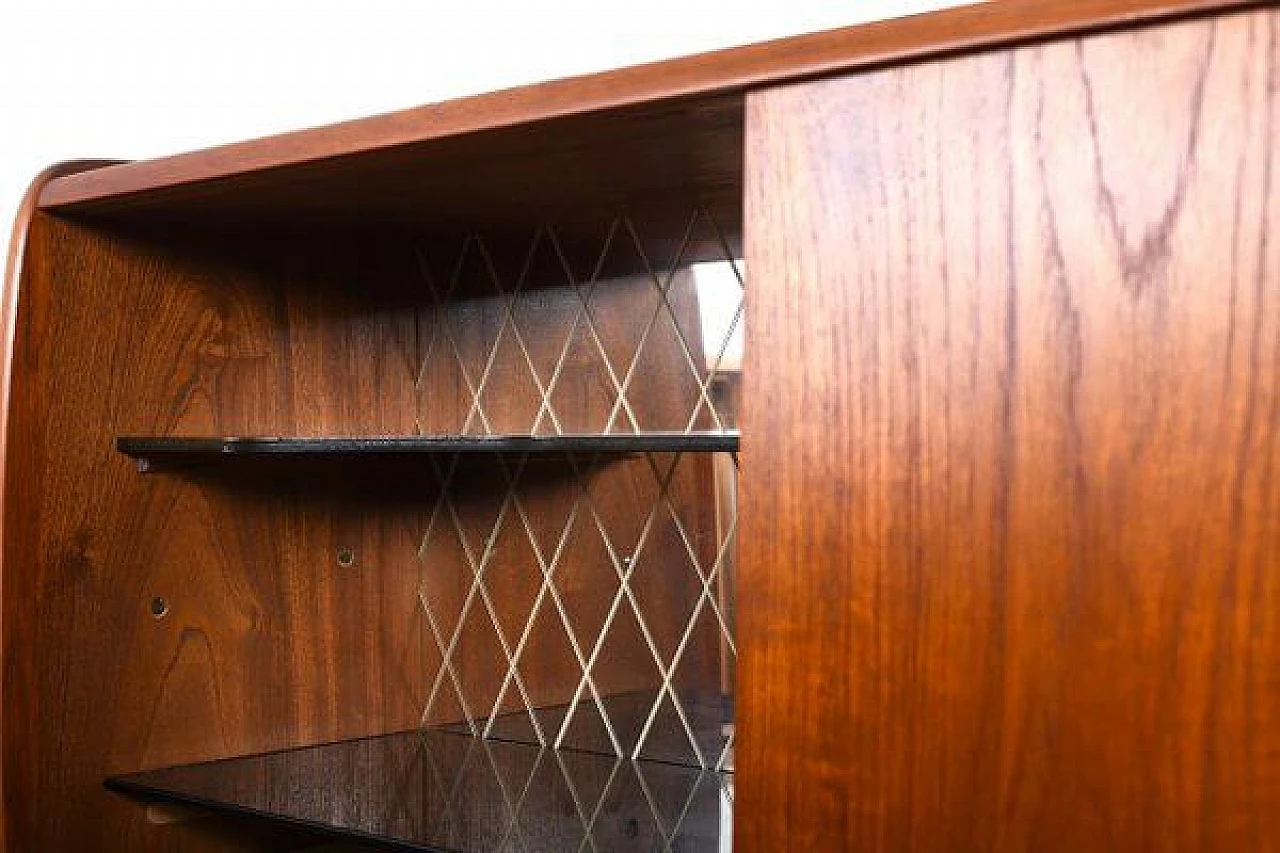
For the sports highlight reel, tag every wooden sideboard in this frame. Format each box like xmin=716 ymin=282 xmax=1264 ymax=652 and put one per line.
xmin=4 ymin=1 xmax=1277 ymax=850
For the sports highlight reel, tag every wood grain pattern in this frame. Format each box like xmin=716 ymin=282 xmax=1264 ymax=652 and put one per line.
xmin=740 ymin=7 xmax=1278 ymax=852
xmin=0 ymin=160 xmax=118 ymax=853
xmin=3 ymin=219 xmax=431 ymax=851
xmin=37 ymin=1 xmax=1259 ymax=216
xmin=28 ymin=97 xmax=746 ymax=246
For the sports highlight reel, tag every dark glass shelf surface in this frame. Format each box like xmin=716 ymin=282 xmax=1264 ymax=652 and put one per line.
xmin=106 ymin=727 xmax=733 ymax=852
xmin=118 ymin=432 xmax=740 ymax=467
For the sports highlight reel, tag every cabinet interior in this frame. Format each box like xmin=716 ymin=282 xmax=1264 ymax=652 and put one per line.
xmin=9 ymin=94 xmax=747 ymax=852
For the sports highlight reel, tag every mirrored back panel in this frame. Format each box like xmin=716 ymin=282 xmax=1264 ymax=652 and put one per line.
xmin=412 ymin=211 xmax=743 ymax=773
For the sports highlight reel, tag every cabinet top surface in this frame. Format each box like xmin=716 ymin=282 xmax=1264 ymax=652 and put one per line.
xmin=34 ymin=0 xmax=1252 ymax=215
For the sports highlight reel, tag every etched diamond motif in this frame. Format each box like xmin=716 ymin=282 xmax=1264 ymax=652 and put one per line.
xmin=414 ymin=211 xmax=741 ymax=773
xmin=417 ymin=732 xmax=731 ymax=853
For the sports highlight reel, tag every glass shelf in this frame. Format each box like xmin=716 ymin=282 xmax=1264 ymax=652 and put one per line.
xmin=106 ymin=723 xmax=733 ymax=852
xmin=118 ymin=432 xmax=740 ymax=469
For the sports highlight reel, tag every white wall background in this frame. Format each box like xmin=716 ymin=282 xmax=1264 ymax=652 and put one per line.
xmin=0 ymin=0 xmax=967 ymax=261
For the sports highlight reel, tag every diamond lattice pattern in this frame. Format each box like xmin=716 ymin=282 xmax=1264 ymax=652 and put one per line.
xmin=417 ymin=732 xmax=733 ymax=853
xmin=413 ymin=211 xmax=741 ymax=772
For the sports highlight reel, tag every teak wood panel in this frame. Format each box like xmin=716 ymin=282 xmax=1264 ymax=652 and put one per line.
xmin=26 ymin=97 xmax=747 ymax=240
xmin=0 ymin=161 xmax=120 ymax=850
xmin=4 ymin=218 xmax=433 ymax=852
xmin=37 ymin=1 xmax=1257 ymax=217
xmin=740 ymin=7 xmax=1278 ymax=853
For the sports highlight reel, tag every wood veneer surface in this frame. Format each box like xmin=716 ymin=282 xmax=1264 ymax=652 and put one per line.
xmin=36 ymin=1 xmax=1260 ymax=229
xmin=4 ymin=219 xmax=432 ymax=851
xmin=0 ymin=162 xmax=122 ymax=853
xmin=740 ymin=7 xmax=1279 ymax=852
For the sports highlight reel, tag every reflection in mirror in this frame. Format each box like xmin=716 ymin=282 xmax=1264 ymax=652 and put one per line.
xmin=107 ymin=728 xmax=733 ymax=853
xmin=692 ymin=260 xmax=745 ymax=375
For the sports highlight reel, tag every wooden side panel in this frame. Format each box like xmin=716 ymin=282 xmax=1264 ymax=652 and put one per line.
xmin=3 ymin=220 xmax=431 ymax=852
xmin=0 ymin=161 xmax=120 ymax=853
xmin=740 ymin=8 xmax=1278 ymax=853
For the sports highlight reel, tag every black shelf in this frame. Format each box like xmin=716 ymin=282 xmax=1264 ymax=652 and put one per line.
xmin=118 ymin=432 xmax=739 ymax=469
xmin=106 ymin=728 xmax=732 ymax=853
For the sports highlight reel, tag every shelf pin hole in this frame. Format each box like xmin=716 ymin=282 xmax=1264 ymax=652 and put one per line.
xmin=150 ymin=596 xmax=168 ymax=619
xmin=337 ymin=547 xmax=356 ymax=568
